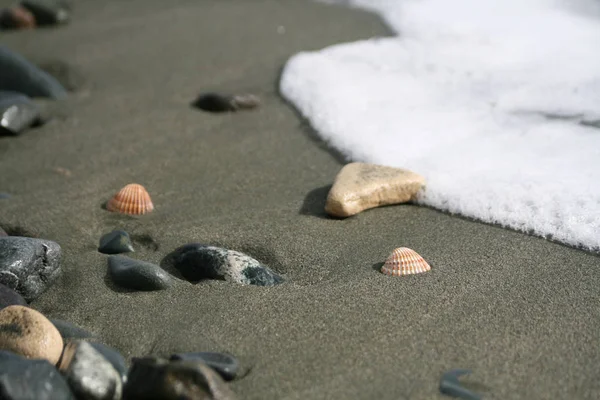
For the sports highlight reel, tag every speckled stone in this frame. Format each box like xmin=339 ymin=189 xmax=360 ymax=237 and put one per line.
xmin=170 ymin=352 xmax=239 ymax=381
xmin=89 ymin=342 xmax=128 ymax=384
xmin=98 ymin=230 xmax=134 ymax=255
xmin=0 ymin=350 xmax=74 ymax=399
xmin=0 ymin=236 xmax=62 ymax=302
xmin=123 ymin=356 xmax=237 ymax=400
xmin=0 ymin=305 xmax=63 ymax=364
xmin=108 ymin=255 xmax=171 ymax=291
xmin=171 ymin=244 xmax=283 ymax=286
xmin=0 ymin=283 xmax=27 ymax=310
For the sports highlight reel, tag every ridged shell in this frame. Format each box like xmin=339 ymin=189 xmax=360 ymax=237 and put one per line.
xmin=106 ymin=184 xmax=154 ymax=215
xmin=382 ymin=247 xmax=430 ymax=276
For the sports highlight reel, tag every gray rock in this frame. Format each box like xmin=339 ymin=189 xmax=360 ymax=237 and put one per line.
xmin=89 ymin=342 xmax=128 ymax=384
xmin=98 ymin=230 xmax=134 ymax=255
xmin=171 ymin=244 xmax=283 ymax=286
xmin=0 ymin=46 xmax=67 ymax=99
xmin=0 ymin=350 xmax=75 ymax=399
xmin=58 ymin=340 xmax=122 ymax=400
xmin=0 ymin=283 xmax=27 ymax=310
xmin=123 ymin=356 xmax=237 ymax=400
xmin=0 ymin=193 xmax=10 ymax=199
xmin=0 ymin=91 xmax=40 ymax=135
xmin=169 ymin=352 xmax=239 ymax=381
xmin=108 ymin=255 xmax=171 ymax=291
xmin=50 ymin=319 xmax=93 ymax=339
xmin=0 ymin=237 xmax=61 ymax=302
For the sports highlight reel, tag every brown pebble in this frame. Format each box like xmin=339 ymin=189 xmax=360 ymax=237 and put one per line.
xmin=325 ymin=162 xmax=426 ymax=217
xmin=0 ymin=305 xmax=63 ymax=364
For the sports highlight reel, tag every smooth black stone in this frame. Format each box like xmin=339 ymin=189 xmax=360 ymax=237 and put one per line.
xmin=108 ymin=255 xmax=171 ymax=291
xmin=0 ymin=283 xmax=26 ymax=310
xmin=123 ymin=356 xmax=234 ymax=400
xmin=50 ymin=319 xmax=93 ymax=339
xmin=0 ymin=91 xmax=40 ymax=135
xmin=0 ymin=236 xmax=62 ymax=302
xmin=20 ymin=0 xmax=70 ymax=26
xmin=169 ymin=352 xmax=239 ymax=381
xmin=191 ymin=93 xmax=235 ymax=113
xmin=0 ymin=350 xmax=75 ymax=399
xmin=89 ymin=342 xmax=128 ymax=384
xmin=98 ymin=230 xmax=134 ymax=255
xmin=0 ymin=46 xmax=67 ymax=99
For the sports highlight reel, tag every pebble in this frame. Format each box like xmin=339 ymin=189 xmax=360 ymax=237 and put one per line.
xmin=0 ymin=6 xmax=36 ymax=30
xmin=325 ymin=162 xmax=426 ymax=218
xmin=171 ymin=243 xmax=283 ymax=286
xmin=0 ymin=236 xmax=62 ymax=302
xmin=0 ymin=350 xmax=75 ymax=399
xmin=50 ymin=318 xmax=94 ymax=339
xmin=0 ymin=305 xmax=63 ymax=364
xmin=98 ymin=230 xmax=134 ymax=255
xmin=192 ymin=92 xmax=260 ymax=113
xmin=108 ymin=255 xmax=171 ymax=291
xmin=0 ymin=193 xmax=10 ymax=199
xmin=89 ymin=342 xmax=128 ymax=384
xmin=58 ymin=340 xmax=122 ymax=400
xmin=0 ymin=283 xmax=27 ymax=310
xmin=0 ymin=91 xmax=41 ymax=135
xmin=0 ymin=45 xmax=68 ymax=99
xmin=123 ymin=356 xmax=237 ymax=400
xmin=20 ymin=0 xmax=70 ymax=26
xmin=170 ymin=352 xmax=239 ymax=381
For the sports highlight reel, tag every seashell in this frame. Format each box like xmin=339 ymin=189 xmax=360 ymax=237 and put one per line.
xmin=106 ymin=183 xmax=154 ymax=215
xmin=229 ymin=94 xmax=261 ymax=110
xmin=381 ymin=247 xmax=431 ymax=276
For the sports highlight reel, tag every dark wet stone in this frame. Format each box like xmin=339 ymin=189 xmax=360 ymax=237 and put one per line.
xmin=0 ymin=237 xmax=62 ymax=302
xmin=0 ymin=91 xmax=40 ymax=136
xmin=89 ymin=342 xmax=128 ymax=384
xmin=0 ymin=283 xmax=26 ymax=310
xmin=123 ymin=356 xmax=237 ymax=400
xmin=58 ymin=340 xmax=122 ymax=400
xmin=98 ymin=230 xmax=134 ymax=255
xmin=20 ymin=0 xmax=70 ymax=26
xmin=171 ymin=243 xmax=283 ymax=286
xmin=0 ymin=193 xmax=10 ymax=199
xmin=0 ymin=46 xmax=68 ymax=99
xmin=50 ymin=318 xmax=93 ymax=339
xmin=169 ymin=352 xmax=239 ymax=381
xmin=108 ymin=255 xmax=171 ymax=291
xmin=0 ymin=350 xmax=75 ymax=399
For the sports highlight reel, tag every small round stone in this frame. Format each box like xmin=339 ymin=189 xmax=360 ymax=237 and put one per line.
xmin=0 ymin=305 xmax=63 ymax=364
xmin=98 ymin=230 xmax=134 ymax=255
xmin=108 ymin=255 xmax=171 ymax=291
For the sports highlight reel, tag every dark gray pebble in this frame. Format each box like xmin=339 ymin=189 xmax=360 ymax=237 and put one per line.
xmin=170 ymin=352 xmax=239 ymax=381
xmin=108 ymin=255 xmax=171 ymax=291
xmin=20 ymin=0 xmax=70 ymax=26
xmin=89 ymin=342 xmax=128 ymax=384
xmin=0 ymin=193 xmax=10 ymax=199
xmin=0 ymin=350 xmax=75 ymax=399
xmin=50 ymin=318 xmax=93 ymax=339
xmin=0 ymin=46 xmax=67 ymax=99
xmin=0 ymin=283 xmax=27 ymax=310
xmin=0 ymin=236 xmax=62 ymax=302
xmin=0 ymin=91 xmax=40 ymax=135
xmin=171 ymin=243 xmax=283 ymax=286
xmin=123 ymin=356 xmax=236 ymax=400
xmin=98 ymin=230 xmax=134 ymax=255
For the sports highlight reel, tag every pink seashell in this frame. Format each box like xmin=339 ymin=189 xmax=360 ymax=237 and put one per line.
xmin=106 ymin=184 xmax=154 ymax=215
xmin=381 ymin=247 xmax=431 ymax=276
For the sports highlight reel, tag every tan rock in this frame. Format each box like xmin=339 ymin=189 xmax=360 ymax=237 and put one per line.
xmin=325 ymin=162 xmax=426 ymax=217
xmin=0 ymin=305 xmax=63 ymax=364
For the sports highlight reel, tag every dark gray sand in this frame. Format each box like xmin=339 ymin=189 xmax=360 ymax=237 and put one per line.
xmin=1 ymin=1 xmax=599 ymax=399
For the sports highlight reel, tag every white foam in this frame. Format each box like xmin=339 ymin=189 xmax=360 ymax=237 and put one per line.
xmin=280 ymin=0 xmax=600 ymax=250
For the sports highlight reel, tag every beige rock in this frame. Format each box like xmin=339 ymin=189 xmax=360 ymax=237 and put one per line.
xmin=0 ymin=305 xmax=63 ymax=364
xmin=325 ymin=162 xmax=426 ymax=217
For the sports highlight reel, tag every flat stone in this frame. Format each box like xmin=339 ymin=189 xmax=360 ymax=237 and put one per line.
xmin=325 ymin=162 xmax=426 ymax=218
xmin=0 ymin=350 xmax=75 ymax=399
xmin=123 ymin=356 xmax=237 ymax=400
xmin=0 ymin=236 xmax=62 ymax=302
xmin=171 ymin=244 xmax=283 ymax=286
xmin=0 ymin=91 xmax=40 ymax=135
xmin=58 ymin=340 xmax=122 ymax=400
xmin=20 ymin=0 xmax=70 ymax=26
xmin=170 ymin=352 xmax=239 ymax=381
xmin=108 ymin=255 xmax=171 ymax=291
xmin=0 ymin=305 xmax=63 ymax=364
xmin=0 ymin=283 xmax=27 ymax=310
xmin=50 ymin=318 xmax=94 ymax=339
xmin=0 ymin=46 xmax=68 ymax=99
xmin=89 ymin=342 xmax=128 ymax=384
xmin=98 ymin=230 xmax=134 ymax=255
